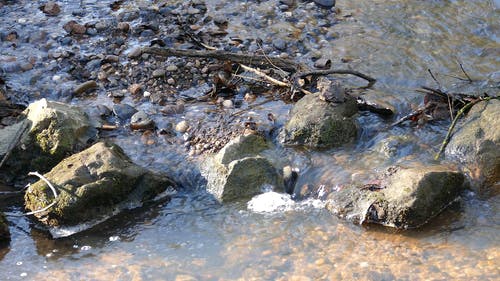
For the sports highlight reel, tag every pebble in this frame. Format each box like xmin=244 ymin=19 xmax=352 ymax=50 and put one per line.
xmin=74 ymin=80 xmax=98 ymax=95
xmin=273 ymin=38 xmax=287 ymax=51
xmin=63 ymin=21 xmax=87 ymax=35
xmin=222 ymin=99 xmax=233 ymax=108
xmin=152 ymin=69 xmax=166 ymax=78
xmin=127 ymin=47 xmax=142 ymax=59
xmin=167 ymin=78 xmax=175 ymax=85
xmin=166 ymin=65 xmax=178 ymax=72
xmin=130 ymin=110 xmax=155 ymax=130
xmin=117 ymin=22 xmax=130 ymax=32
xmin=112 ymin=104 xmax=137 ymax=120
xmin=161 ymin=103 xmax=184 ymax=115
xmin=314 ymin=0 xmax=336 ymax=8
xmin=175 ymin=120 xmax=189 ymax=133
xmin=128 ymin=83 xmax=143 ymax=95
xmin=42 ymin=1 xmax=61 ymax=16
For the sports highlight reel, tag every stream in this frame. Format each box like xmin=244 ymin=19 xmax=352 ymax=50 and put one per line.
xmin=1 ymin=0 xmax=499 ymax=280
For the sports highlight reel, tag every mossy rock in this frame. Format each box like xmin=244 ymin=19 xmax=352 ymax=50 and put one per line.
xmin=280 ymin=92 xmax=358 ymax=148
xmin=203 ymin=134 xmax=283 ymax=202
xmin=7 ymin=98 xmax=96 ymax=174
xmin=445 ymin=99 xmax=500 ymax=187
xmin=24 ymin=142 xmax=176 ymax=228
xmin=326 ymin=165 xmax=467 ymax=229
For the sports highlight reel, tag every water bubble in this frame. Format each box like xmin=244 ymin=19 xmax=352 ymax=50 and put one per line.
xmin=109 ymin=236 xmax=120 ymax=242
xmin=16 ymin=261 xmax=23 ymax=266
xmin=20 ymin=273 xmax=27 ymax=277
xmin=80 ymin=245 xmax=92 ymax=251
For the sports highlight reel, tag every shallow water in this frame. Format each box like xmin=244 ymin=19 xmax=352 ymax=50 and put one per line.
xmin=1 ymin=0 xmax=499 ymax=280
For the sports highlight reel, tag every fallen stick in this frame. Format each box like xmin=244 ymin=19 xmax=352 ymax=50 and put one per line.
xmin=295 ymin=69 xmax=377 ymax=88
xmin=141 ymin=47 xmax=300 ymax=72
xmin=24 ymin=171 xmax=58 ymax=216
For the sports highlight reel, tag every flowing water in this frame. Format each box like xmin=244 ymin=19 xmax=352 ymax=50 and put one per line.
xmin=1 ymin=0 xmax=499 ymax=280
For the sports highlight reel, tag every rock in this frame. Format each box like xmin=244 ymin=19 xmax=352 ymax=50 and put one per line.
xmin=175 ymin=120 xmax=189 ymax=133
xmin=127 ymin=47 xmax=142 ymax=59
xmin=445 ymin=99 xmax=500 ymax=187
xmin=161 ymin=103 xmax=184 ymax=115
xmin=326 ymin=165 xmax=468 ymax=229
xmin=355 ymin=89 xmax=397 ymax=116
xmin=117 ymin=22 xmax=130 ymax=32
xmin=314 ymin=0 xmax=336 ymax=8
xmin=280 ymin=92 xmax=358 ymax=148
xmin=166 ymin=65 xmax=178 ymax=72
xmin=24 ymin=142 xmax=175 ymax=234
xmin=222 ymin=99 xmax=233 ymax=108
xmin=313 ymin=58 xmax=331 ymax=69
xmin=0 ymin=213 xmax=10 ymax=243
xmin=74 ymin=80 xmax=97 ymax=95
xmin=130 ymin=110 xmax=155 ymax=131
xmin=273 ymin=38 xmax=287 ymax=51
xmin=317 ymin=77 xmax=346 ymax=103
xmin=7 ymin=99 xmax=95 ymax=173
xmin=112 ymin=104 xmax=137 ymax=120
xmin=152 ymin=69 xmax=166 ymax=78
xmin=63 ymin=20 xmax=87 ymax=35
xmin=203 ymin=134 xmax=283 ymax=202
xmin=41 ymin=1 xmax=61 ymax=16
xmin=128 ymin=83 xmax=143 ymax=95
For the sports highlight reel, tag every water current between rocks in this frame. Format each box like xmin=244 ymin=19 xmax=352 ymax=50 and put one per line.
xmin=0 ymin=0 xmax=499 ymax=280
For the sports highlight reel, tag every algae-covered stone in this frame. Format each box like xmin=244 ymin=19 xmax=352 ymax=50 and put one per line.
xmin=326 ymin=165 xmax=467 ymax=229
xmin=445 ymin=99 xmax=500 ymax=187
xmin=280 ymin=92 xmax=358 ymax=148
xmin=24 ymin=142 xmax=175 ymax=230
xmin=0 ymin=213 xmax=10 ymax=242
xmin=203 ymin=134 xmax=283 ymax=202
xmin=8 ymin=98 xmax=96 ymax=173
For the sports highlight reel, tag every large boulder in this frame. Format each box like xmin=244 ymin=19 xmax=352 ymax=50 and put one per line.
xmin=203 ymin=134 xmax=283 ymax=202
xmin=445 ymin=99 xmax=500 ymax=187
xmin=24 ymin=142 xmax=175 ymax=235
xmin=0 ymin=213 xmax=9 ymax=243
xmin=326 ymin=165 xmax=467 ymax=229
xmin=4 ymin=99 xmax=96 ymax=174
xmin=280 ymin=92 xmax=358 ymax=148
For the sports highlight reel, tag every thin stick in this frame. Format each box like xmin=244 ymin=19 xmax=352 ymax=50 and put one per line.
xmin=458 ymin=62 xmax=473 ymax=83
xmin=390 ymin=103 xmax=434 ymax=127
xmin=25 ymin=171 xmax=58 ymax=216
xmin=428 ymin=69 xmax=442 ymax=90
xmin=141 ymin=47 xmax=300 ymax=72
xmin=434 ymin=97 xmax=496 ymax=160
xmin=239 ymin=64 xmax=290 ymax=87
xmin=296 ymin=69 xmax=376 ymax=88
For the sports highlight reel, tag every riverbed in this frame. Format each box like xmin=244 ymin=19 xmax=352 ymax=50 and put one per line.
xmin=0 ymin=0 xmax=499 ymax=280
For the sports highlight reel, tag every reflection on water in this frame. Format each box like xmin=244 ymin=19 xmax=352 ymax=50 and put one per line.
xmin=1 ymin=0 xmax=499 ymax=280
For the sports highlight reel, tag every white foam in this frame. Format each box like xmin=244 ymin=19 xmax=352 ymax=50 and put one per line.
xmin=247 ymin=192 xmax=294 ymax=213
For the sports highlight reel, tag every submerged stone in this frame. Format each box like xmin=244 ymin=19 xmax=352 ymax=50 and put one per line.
xmin=280 ymin=92 xmax=358 ymax=148
xmin=326 ymin=165 xmax=467 ymax=229
xmin=24 ymin=142 xmax=176 ymax=232
xmin=445 ymin=99 xmax=500 ymax=188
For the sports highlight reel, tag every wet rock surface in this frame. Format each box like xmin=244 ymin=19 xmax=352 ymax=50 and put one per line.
xmin=326 ymin=165 xmax=468 ymax=229
xmin=280 ymin=92 xmax=358 ymax=148
xmin=0 ymin=213 xmax=9 ymax=242
xmin=203 ymin=134 xmax=283 ymax=202
xmin=445 ymin=99 xmax=500 ymax=187
xmin=5 ymin=99 xmax=96 ymax=174
xmin=24 ymin=142 xmax=176 ymax=231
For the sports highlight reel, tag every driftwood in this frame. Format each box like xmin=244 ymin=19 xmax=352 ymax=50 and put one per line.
xmin=140 ymin=47 xmax=377 ymax=91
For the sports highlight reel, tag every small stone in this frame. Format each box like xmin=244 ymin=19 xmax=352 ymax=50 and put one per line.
xmin=161 ymin=103 xmax=184 ymax=115
xmin=42 ymin=1 xmax=61 ymax=16
xmin=152 ymin=69 xmax=166 ymax=78
xmin=187 ymin=7 xmax=200 ymax=15
xmin=143 ymin=91 xmax=151 ymax=98
xmin=63 ymin=21 xmax=87 ymax=35
xmin=314 ymin=58 xmax=332 ymax=69
xmin=74 ymin=81 xmax=98 ymax=95
xmin=112 ymin=104 xmax=137 ymax=120
xmin=166 ymin=65 xmax=178 ymax=72
xmin=222 ymin=99 xmax=233 ymax=108
xmin=167 ymin=78 xmax=175 ymax=85
xmin=175 ymin=120 xmax=189 ymax=133
xmin=314 ymin=0 xmax=336 ymax=8
xmin=95 ymin=21 xmax=108 ymax=31
xmin=272 ymin=38 xmax=287 ymax=51
xmin=127 ymin=47 xmax=142 ymax=59
xmin=117 ymin=22 xmax=130 ymax=32
xmin=130 ymin=111 xmax=155 ymax=130
xmin=128 ymin=83 xmax=143 ymax=95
